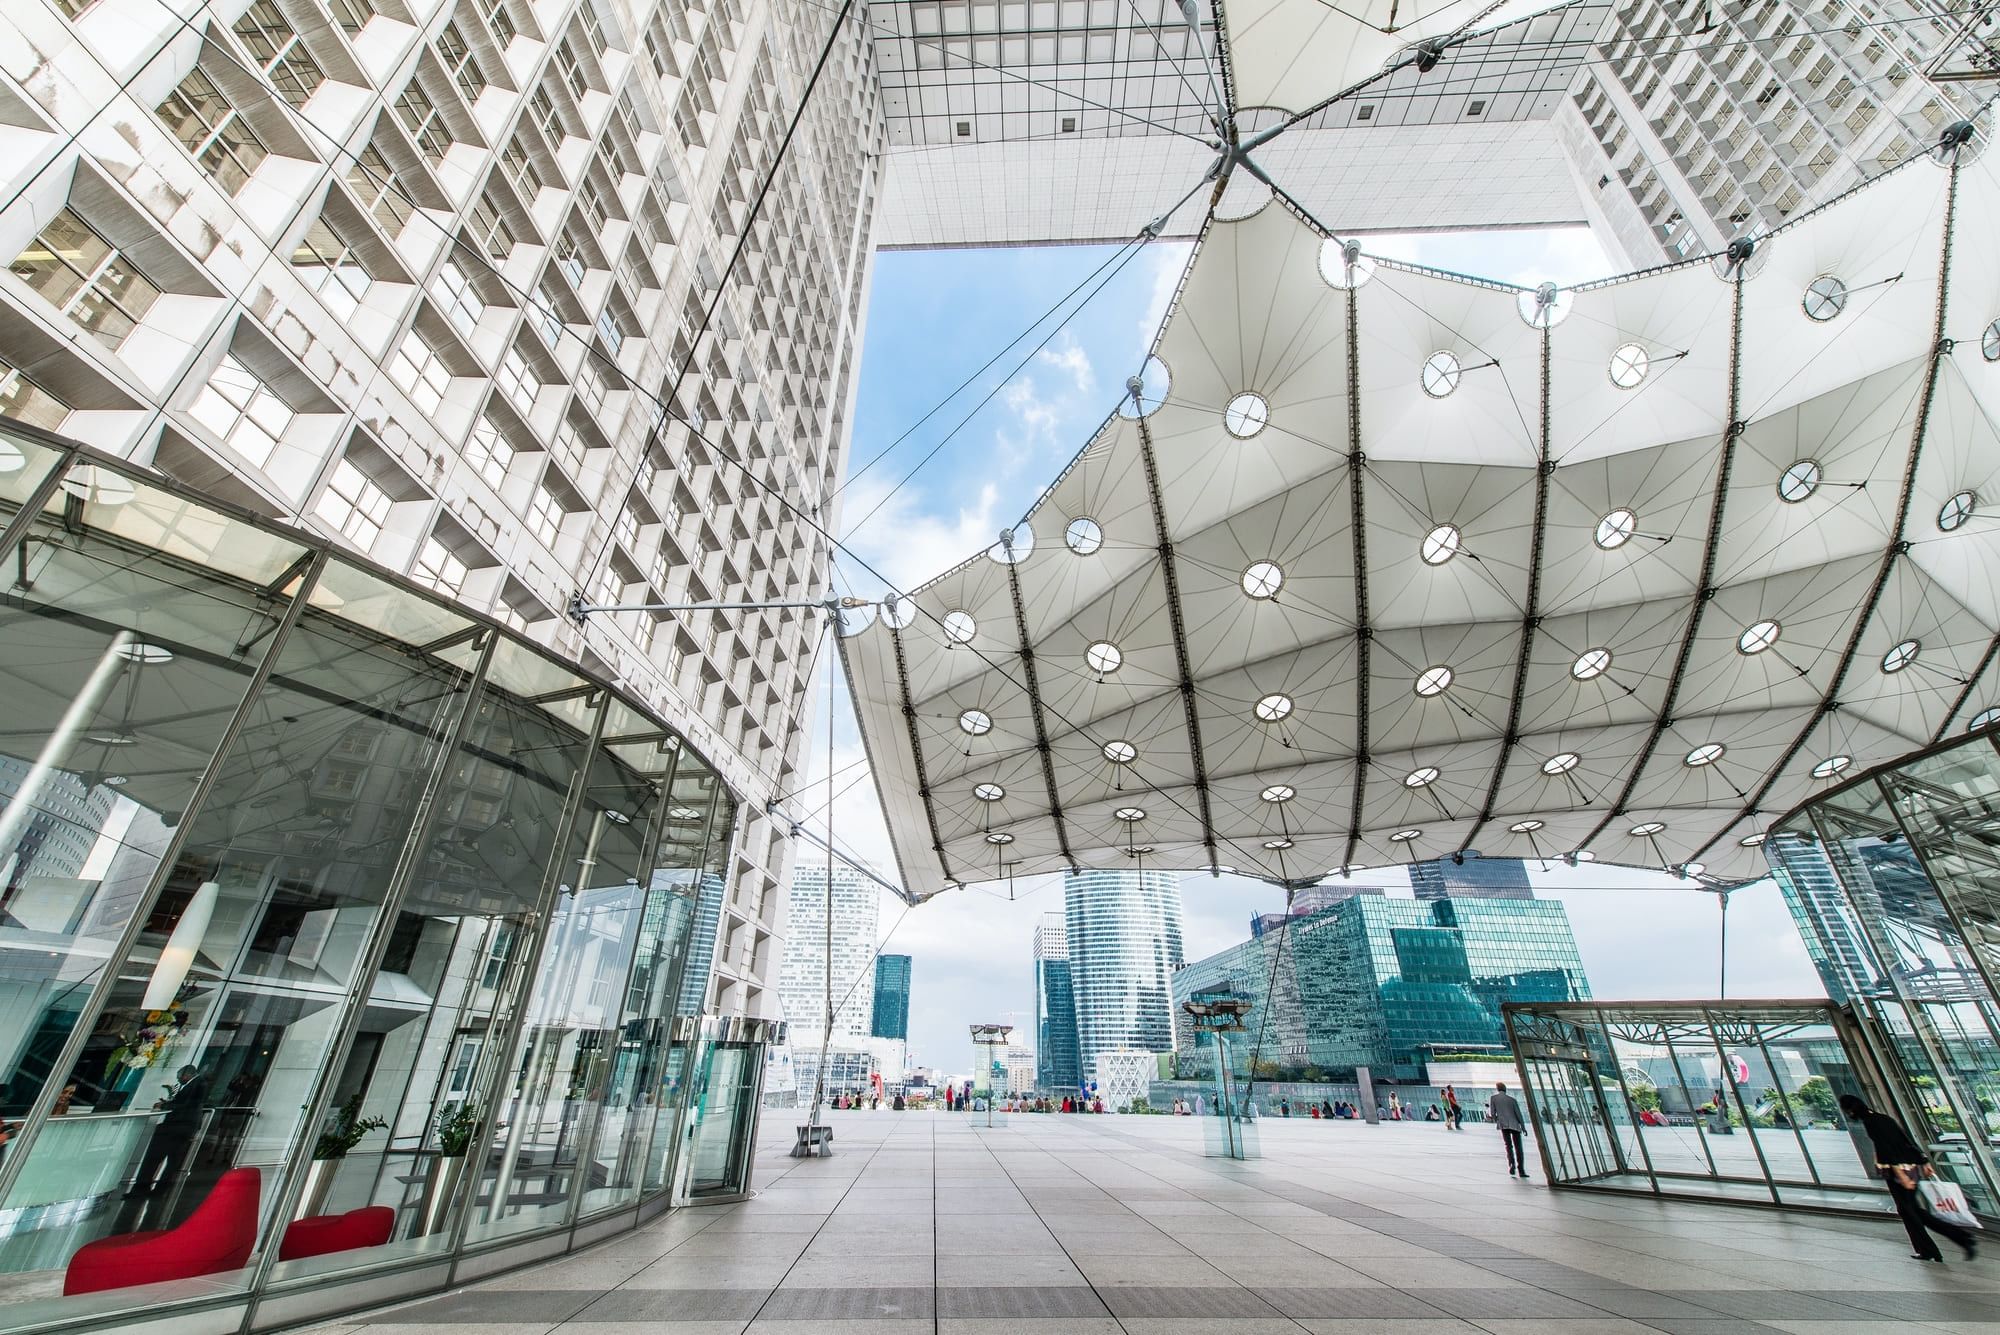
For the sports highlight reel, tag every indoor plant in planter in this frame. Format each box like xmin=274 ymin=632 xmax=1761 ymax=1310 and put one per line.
xmin=299 ymin=1093 xmax=388 ymax=1218
xmin=421 ymin=1101 xmax=481 ymax=1236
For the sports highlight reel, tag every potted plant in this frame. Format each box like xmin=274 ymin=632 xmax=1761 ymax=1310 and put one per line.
xmin=298 ymin=1093 xmax=388 ymax=1218
xmin=421 ymin=1101 xmax=481 ymax=1236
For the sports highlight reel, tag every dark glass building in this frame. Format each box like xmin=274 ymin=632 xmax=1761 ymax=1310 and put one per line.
xmin=1408 ymin=853 xmax=1533 ymax=901
xmin=871 ymin=954 xmax=912 ymax=1041
xmin=1174 ymin=895 xmax=1591 ymax=1081
xmin=1033 ymin=913 xmax=1081 ymax=1092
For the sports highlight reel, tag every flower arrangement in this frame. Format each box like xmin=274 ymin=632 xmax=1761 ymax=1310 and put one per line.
xmin=103 ymin=1004 xmax=189 ymax=1081
xmin=313 ymin=1093 xmax=389 ymax=1160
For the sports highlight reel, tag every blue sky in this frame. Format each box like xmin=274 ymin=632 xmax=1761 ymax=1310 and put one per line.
xmin=799 ymin=232 xmax=1823 ymax=1078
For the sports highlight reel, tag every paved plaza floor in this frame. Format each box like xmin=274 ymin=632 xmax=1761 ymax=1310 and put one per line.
xmin=308 ymin=1108 xmax=2000 ymax=1334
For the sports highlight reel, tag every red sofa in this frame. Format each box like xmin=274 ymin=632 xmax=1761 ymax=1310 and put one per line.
xmin=65 ymin=1167 xmax=261 ymax=1296
xmin=279 ymin=1205 xmax=394 ymax=1262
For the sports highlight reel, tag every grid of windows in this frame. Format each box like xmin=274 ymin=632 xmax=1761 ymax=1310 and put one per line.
xmin=413 ymin=536 xmax=469 ymax=594
xmin=292 ymin=216 xmax=371 ymax=318
xmin=9 ymin=208 xmax=161 ymax=347
xmin=315 ymin=457 xmax=393 ymax=549
xmin=389 ymin=331 xmax=451 ymax=414
xmin=187 ymin=354 xmax=294 ymax=467
xmin=234 ymin=0 xmax=324 ymax=108
xmin=156 ymin=68 xmax=268 ymax=194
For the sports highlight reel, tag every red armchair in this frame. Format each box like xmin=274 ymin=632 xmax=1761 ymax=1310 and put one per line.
xmin=65 ymin=1167 xmax=261 ymax=1296
xmin=279 ymin=1205 xmax=394 ymax=1262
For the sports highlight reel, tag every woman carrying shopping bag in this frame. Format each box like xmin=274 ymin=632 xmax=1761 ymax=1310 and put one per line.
xmin=1839 ymin=1094 xmax=1979 ymax=1263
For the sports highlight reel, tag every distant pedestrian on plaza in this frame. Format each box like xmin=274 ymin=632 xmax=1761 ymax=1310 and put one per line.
xmin=1489 ymin=1082 xmax=1530 ymax=1179
xmin=1443 ymin=1084 xmax=1463 ymax=1130
xmin=1322 ymin=1099 xmax=1335 ymax=1119
xmin=1280 ymin=1099 xmax=1291 ymax=1117
xmin=1840 ymin=1094 xmax=1977 ymax=1263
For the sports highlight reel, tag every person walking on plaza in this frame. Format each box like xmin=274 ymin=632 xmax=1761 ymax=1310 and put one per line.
xmin=1443 ymin=1084 xmax=1463 ymax=1131
xmin=1839 ymin=1094 xmax=1977 ymax=1262
xmin=1489 ymin=1082 xmax=1529 ymax=1179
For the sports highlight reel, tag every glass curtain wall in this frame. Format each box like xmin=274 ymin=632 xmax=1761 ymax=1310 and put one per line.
xmin=0 ymin=427 xmax=746 ymax=1334
xmin=1503 ymin=1001 xmax=1892 ymax=1212
xmin=1771 ymin=725 xmax=2000 ymax=1218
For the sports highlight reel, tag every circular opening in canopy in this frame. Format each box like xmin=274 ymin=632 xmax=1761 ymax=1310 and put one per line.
xmin=1609 ymin=343 xmax=1650 ymax=389
xmin=986 ymin=831 xmax=1014 ymax=844
xmin=1778 ymin=458 xmax=1822 ymax=503
xmin=1542 ymin=752 xmax=1579 ymax=776
xmin=1882 ymin=638 xmax=1920 ymax=673
xmin=1986 ymin=319 xmax=2000 ymax=363
xmin=1740 ymin=831 xmax=1768 ymax=847
xmin=1318 ymin=237 xmax=1377 ymax=289
xmin=1114 ymin=806 xmax=1147 ymax=823
xmin=1085 ymin=641 xmax=1123 ymax=674
xmin=1254 ymin=693 xmax=1294 ymax=722
xmin=1260 ymin=783 xmax=1296 ymax=803
xmin=1117 ymin=355 xmax=1171 ymax=420
xmin=1571 ymin=648 xmax=1612 ymax=681
xmin=1414 ymin=665 xmax=1453 ymax=697
xmin=1389 ymin=828 xmax=1421 ymax=843
xmin=958 ymin=708 xmax=993 ymax=736
xmin=1595 ymin=509 xmax=1637 ymax=549
xmin=1103 ymin=739 xmax=1137 ymax=764
xmin=1812 ymin=754 xmax=1852 ymax=779
xmin=1629 ymin=821 xmax=1666 ymax=837
xmin=1973 ymin=707 xmax=2000 ymax=731
xmin=117 ymin=642 xmax=176 ymax=665
xmin=1065 ymin=516 xmax=1104 ymax=554
xmin=1517 ymin=282 xmax=1573 ymax=329
xmin=1241 ymin=561 xmax=1284 ymax=599
xmin=1421 ymin=351 xmax=1462 ymax=398
xmin=0 ymin=440 xmax=24 ymax=476
xmin=987 ymin=522 xmax=1035 ymax=565
xmin=1264 ymin=837 xmax=1294 ymax=850
xmin=1224 ymin=392 xmax=1269 ymax=438
xmin=1404 ymin=766 xmax=1439 ymax=788
xmin=1509 ymin=819 xmax=1545 ymax=833
xmin=1739 ymin=619 xmax=1781 ymax=655
xmin=1803 ymin=275 xmax=1848 ymax=321
xmin=974 ymin=782 xmax=1005 ymax=801
xmin=1422 ymin=524 xmax=1462 ymax=565
xmin=1940 ymin=491 xmax=1976 ymax=532
xmin=943 ymin=610 xmax=976 ymax=643
xmin=1685 ymin=742 xmax=1725 ymax=767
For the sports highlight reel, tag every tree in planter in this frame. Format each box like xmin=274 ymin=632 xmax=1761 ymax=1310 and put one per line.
xmin=315 ymin=1093 xmax=389 ymax=1160
xmin=1628 ymin=1082 xmax=1661 ymax=1114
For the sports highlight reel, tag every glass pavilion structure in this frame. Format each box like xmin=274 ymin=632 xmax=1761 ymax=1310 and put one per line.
xmin=0 ymin=425 xmax=773 ymax=1334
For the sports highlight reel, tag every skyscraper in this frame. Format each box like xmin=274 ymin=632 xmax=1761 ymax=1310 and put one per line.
xmin=1033 ymin=913 xmax=1080 ymax=1093
xmin=777 ymin=862 xmax=880 ymax=1046
xmin=870 ymin=954 xmax=911 ymax=1041
xmin=1408 ymin=855 xmax=1534 ymax=902
xmin=1064 ymin=871 xmax=1183 ymax=1082
xmin=1767 ymin=833 xmax=1884 ymax=1003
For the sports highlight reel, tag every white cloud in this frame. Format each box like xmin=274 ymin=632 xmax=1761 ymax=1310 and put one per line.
xmin=835 ymin=470 xmax=1000 ymax=596
xmin=1035 ymin=333 xmax=1095 ymax=395
xmin=1134 ymin=244 xmax=1192 ymax=363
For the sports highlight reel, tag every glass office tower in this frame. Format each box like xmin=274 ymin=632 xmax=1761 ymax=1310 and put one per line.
xmin=870 ymin=955 xmax=910 ymax=1041
xmin=1032 ymin=914 xmax=1080 ymax=1093
xmin=1064 ymin=871 xmax=1183 ymax=1082
xmin=0 ymin=429 xmax=771 ymax=1335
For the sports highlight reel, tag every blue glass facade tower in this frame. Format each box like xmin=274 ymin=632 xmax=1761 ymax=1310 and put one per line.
xmin=871 ymin=954 xmax=912 ymax=1040
xmin=1033 ymin=913 xmax=1081 ymax=1091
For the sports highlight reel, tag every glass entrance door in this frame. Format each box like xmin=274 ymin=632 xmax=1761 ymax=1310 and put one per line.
xmin=684 ymin=1043 xmax=756 ymax=1198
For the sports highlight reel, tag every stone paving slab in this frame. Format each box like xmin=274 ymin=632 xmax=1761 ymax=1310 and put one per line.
xmin=314 ymin=1111 xmax=2000 ymax=1335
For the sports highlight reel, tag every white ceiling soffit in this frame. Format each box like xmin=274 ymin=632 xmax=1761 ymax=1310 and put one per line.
xmin=840 ymin=117 xmax=2000 ymax=902
xmin=1217 ymin=0 xmax=1501 ymax=117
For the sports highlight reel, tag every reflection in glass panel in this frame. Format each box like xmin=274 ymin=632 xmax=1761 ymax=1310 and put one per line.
xmin=0 ymin=425 xmax=67 ymax=525
xmin=26 ymin=564 xmax=481 ymax=1299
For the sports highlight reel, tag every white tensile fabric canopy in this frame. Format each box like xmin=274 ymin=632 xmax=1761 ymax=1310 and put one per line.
xmin=839 ymin=2 xmax=2000 ymax=901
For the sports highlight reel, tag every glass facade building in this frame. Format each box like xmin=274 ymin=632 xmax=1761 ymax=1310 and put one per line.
xmin=1408 ymin=855 xmax=1533 ymax=901
xmin=870 ymin=955 xmax=910 ymax=1042
xmin=1032 ymin=913 xmax=1080 ymax=1093
xmin=1769 ymin=723 xmax=2000 ymax=1218
xmin=0 ymin=429 xmax=772 ymax=1334
xmin=1064 ymin=871 xmax=1183 ymax=1082
xmin=1173 ymin=895 xmax=1592 ymax=1082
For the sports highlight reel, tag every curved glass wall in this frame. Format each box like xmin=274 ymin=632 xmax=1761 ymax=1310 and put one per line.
xmin=1772 ymin=723 xmax=2000 ymax=1218
xmin=0 ymin=426 xmax=743 ymax=1333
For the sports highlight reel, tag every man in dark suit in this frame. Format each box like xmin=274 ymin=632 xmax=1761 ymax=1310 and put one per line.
xmin=127 ymin=1065 xmax=207 ymax=1198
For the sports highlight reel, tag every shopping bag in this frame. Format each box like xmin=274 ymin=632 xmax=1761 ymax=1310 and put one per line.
xmin=1920 ymin=1178 xmax=1983 ymax=1229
